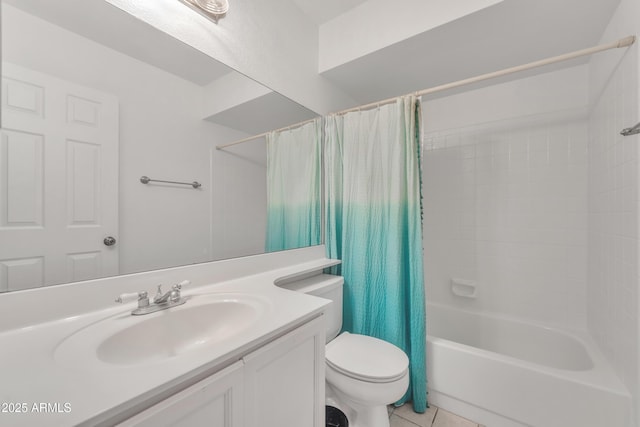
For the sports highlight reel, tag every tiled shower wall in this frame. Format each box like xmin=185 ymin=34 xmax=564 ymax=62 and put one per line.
xmin=587 ymin=43 xmax=639 ymax=413
xmin=423 ymin=117 xmax=589 ymax=330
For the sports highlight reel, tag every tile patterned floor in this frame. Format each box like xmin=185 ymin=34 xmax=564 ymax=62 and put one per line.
xmin=388 ymin=404 xmax=484 ymax=427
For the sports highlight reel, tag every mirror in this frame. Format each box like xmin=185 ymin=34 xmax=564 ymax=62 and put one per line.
xmin=0 ymin=0 xmax=320 ymax=292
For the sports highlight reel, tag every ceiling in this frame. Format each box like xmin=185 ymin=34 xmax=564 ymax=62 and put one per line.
xmin=292 ymin=0 xmax=369 ymax=24
xmin=317 ymin=0 xmax=623 ymax=105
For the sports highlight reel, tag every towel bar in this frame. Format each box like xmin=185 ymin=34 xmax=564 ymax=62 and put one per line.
xmin=140 ymin=176 xmax=202 ymax=189
xmin=621 ymin=122 xmax=640 ymax=136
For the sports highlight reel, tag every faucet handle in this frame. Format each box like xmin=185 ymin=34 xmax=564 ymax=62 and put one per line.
xmin=115 ymin=291 xmax=149 ymax=308
xmin=173 ymin=280 xmax=191 ymax=290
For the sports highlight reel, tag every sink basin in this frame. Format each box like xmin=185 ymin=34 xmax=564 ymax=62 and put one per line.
xmin=55 ymin=293 xmax=270 ymax=367
xmin=98 ymin=298 xmax=262 ymax=365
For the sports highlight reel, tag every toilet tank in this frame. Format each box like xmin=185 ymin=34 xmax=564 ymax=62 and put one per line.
xmin=278 ymin=274 xmax=343 ymax=342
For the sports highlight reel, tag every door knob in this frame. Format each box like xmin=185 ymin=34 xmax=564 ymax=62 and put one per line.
xmin=103 ymin=236 xmax=117 ymax=246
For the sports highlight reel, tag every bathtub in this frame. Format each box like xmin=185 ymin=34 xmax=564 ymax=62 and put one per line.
xmin=426 ymin=303 xmax=631 ymax=427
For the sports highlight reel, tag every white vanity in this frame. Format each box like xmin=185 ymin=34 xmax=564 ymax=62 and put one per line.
xmin=0 ymin=247 xmax=338 ymax=427
xmin=119 ymin=316 xmax=324 ymax=427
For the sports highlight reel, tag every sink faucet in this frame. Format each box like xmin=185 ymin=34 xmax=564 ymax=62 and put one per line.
xmin=154 ymin=284 xmax=181 ymax=304
xmin=116 ymin=280 xmax=191 ymax=315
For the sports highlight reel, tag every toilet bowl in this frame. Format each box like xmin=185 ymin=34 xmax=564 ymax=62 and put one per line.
xmin=285 ymin=274 xmax=410 ymax=427
xmin=324 ymin=332 xmax=409 ymax=427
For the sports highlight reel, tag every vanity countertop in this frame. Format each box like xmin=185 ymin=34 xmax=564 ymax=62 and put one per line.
xmin=0 ymin=257 xmax=338 ymax=427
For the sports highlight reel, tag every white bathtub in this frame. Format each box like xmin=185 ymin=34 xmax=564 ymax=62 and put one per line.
xmin=426 ymin=303 xmax=631 ymax=427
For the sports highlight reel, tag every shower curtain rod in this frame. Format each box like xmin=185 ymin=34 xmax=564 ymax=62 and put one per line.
xmin=216 ymin=35 xmax=635 ymax=150
xmin=336 ymin=35 xmax=635 ymax=115
xmin=215 ymin=117 xmax=318 ymax=150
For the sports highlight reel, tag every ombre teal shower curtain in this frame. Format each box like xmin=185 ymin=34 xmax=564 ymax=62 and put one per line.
xmin=265 ymin=118 xmax=322 ymax=252
xmin=324 ymin=96 xmax=427 ymax=411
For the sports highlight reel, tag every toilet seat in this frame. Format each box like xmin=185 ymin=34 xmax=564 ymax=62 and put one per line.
xmin=326 ymin=332 xmax=409 ymax=383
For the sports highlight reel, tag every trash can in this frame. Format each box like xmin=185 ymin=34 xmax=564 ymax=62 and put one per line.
xmin=326 ymin=406 xmax=348 ymax=427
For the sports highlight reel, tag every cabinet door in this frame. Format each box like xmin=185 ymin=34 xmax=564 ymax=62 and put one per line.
xmin=243 ymin=316 xmax=325 ymax=427
xmin=117 ymin=361 xmax=244 ymax=427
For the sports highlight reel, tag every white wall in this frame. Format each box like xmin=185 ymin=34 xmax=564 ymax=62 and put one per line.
xmin=202 ymin=72 xmax=272 ymax=119
xmin=318 ymin=0 xmax=503 ymax=72
xmin=587 ymin=0 xmax=640 ymax=423
xmin=211 ymin=139 xmax=268 ymax=261
xmin=2 ymin=5 xmax=267 ymax=276
xmin=105 ymin=0 xmax=355 ymax=115
xmin=423 ymin=65 xmax=590 ymax=330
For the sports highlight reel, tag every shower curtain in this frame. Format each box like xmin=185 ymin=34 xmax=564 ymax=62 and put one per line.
xmin=265 ymin=118 xmax=322 ymax=252
xmin=324 ymin=96 xmax=427 ymax=412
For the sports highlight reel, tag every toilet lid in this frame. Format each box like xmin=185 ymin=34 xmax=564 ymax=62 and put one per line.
xmin=326 ymin=332 xmax=409 ymax=383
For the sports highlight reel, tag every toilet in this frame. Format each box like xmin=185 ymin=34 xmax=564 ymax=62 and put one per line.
xmin=289 ymin=274 xmax=409 ymax=427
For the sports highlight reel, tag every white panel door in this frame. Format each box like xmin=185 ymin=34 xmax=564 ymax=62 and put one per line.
xmin=0 ymin=62 xmax=119 ymax=291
